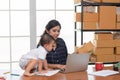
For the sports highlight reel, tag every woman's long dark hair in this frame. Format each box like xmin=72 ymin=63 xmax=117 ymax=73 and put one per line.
xmin=44 ymin=19 xmax=61 ymax=34
xmin=37 ymin=19 xmax=61 ymax=48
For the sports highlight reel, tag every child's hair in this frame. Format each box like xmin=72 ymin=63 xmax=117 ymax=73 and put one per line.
xmin=37 ymin=33 xmax=55 ymax=47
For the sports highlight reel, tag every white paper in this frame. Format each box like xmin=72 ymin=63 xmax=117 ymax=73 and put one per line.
xmin=36 ymin=70 xmax=60 ymax=76
xmin=88 ymin=70 xmax=119 ymax=77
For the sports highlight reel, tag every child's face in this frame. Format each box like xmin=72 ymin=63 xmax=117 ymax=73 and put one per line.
xmin=45 ymin=40 xmax=55 ymax=52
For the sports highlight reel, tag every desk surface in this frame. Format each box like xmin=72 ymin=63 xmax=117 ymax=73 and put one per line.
xmin=20 ymin=65 xmax=120 ymax=80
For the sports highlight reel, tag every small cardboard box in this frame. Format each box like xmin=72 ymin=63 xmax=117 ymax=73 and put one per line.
xmin=115 ymin=40 xmax=120 ymax=46
xmin=94 ymin=33 xmax=113 ymax=40
xmin=74 ymin=0 xmax=81 ymax=4
xmin=116 ymin=23 xmax=120 ymax=29
xmin=96 ymin=54 xmax=116 ymax=62
xmin=75 ymin=13 xmax=81 ymax=22
xmin=94 ymin=39 xmax=115 ymax=47
xmin=117 ymin=14 xmax=120 ymax=22
xmin=93 ymin=47 xmax=114 ymax=55
xmin=75 ymin=41 xmax=94 ymax=53
xmin=102 ymin=0 xmax=120 ymax=3
xmin=83 ymin=22 xmax=97 ymax=29
xmin=116 ymin=54 xmax=120 ymax=61
xmin=91 ymin=0 xmax=101 ymax=2
xmin=75 ymin=12 xmax=98 ymax=22
xmin=116 ymin=47 xmax=120 ymax=54
xmin=99 ymin=6 xmax=116 ymax=29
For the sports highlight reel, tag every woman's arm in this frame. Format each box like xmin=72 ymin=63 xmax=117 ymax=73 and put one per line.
xmin=48 ymin=64 xmax=66 ymax=70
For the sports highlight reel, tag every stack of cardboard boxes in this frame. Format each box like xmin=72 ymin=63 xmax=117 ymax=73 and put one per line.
xmin=74 ymin=0 xmax=120 ymax=62
xmin=75 ymin=5 xmax=118 ymax=29
xmin=93 ymin=33 xmax=115 ymax=62
xmin=93 ymin=32 xmax=120 ymax=62
xmin=75 ymin=12 xmax=98 ymax=29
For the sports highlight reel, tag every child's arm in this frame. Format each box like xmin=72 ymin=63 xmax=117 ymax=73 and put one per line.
xmin=43 ymin=59 xmax=48 ymax=70
xmin=38 ymin=59 xmax=47 ymax=73
xmin=38 ymin=59 xmax=43 ymax=71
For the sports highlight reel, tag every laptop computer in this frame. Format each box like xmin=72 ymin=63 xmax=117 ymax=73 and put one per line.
xmin=61 ymin=53 xmax=91 ymax=73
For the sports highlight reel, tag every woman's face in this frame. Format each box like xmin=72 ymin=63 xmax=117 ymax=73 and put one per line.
xmin=47 ymin=26 xmax=60 ymax=39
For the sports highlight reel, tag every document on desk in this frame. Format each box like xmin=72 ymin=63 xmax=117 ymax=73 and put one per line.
xmin=36 ymin=70 xmax=60 ymax=76
xmin=88 ymin=70 xmax=119 ymax=77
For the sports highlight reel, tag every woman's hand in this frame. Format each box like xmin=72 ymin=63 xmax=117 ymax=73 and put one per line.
xmin=56 ymin=64 xmax=66 ymax=70
xmin=47 ymin=64 xmax=66 ymax=70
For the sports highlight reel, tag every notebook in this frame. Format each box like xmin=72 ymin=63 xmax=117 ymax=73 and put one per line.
xmin=61 ymin=53 xmax=91 ymax=73
xmin=88 ymin=70 xmax=119 ymax=77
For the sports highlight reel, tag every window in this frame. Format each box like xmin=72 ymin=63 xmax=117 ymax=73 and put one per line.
xmin=0 ymin=0 xmax=77 ymax=72
xmin=36 ymin=0 xmax=75 ymax=53
xmin=0 ymin=0 xmax=30 ymax=72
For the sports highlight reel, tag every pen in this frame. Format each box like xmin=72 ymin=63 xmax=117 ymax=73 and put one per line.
xmin=11 ymin=74 xmax=20 ymax=76
xmin=3 ymin=72 xmax=10 ymax=74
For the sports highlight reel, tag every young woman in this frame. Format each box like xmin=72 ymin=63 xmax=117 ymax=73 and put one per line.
xmin=37 ymin=20 xmax=68 ymax=70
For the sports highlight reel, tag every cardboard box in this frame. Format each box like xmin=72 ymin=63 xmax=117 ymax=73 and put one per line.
xmin=75 ymin=12 xmax=98 ymax=22
xmin=83 ymin=22 xmax=97 ymax=29
xmin=93 ymin=47 xmax=114 ymax=55
xmin=74 ymin=0 xmax=81 ymax=4
xmin=116 ymin=47 xmax=120 ymax=54
xmin=75 ymin=41 xmax=94 ymax=53
xmin=96 ymin=54 xmax=116 ymax=62
xmin=94 ymin=39 xmax=115 ymax=47
xmin=117 ymin=14 xmax=120 ymax=22
xmin=99 ymin=6 xmax=116 ymax=29
xmin=115 ymin=54 xmax=120 ymax=61
xmin=91 ymin=0 xmax=101 ymax=2
xmin=94 ymin=33 xmax=113 ymax=40
xmin=102 ymin=0 xmax=120 ymax=3
xmin=115 ymin=40 xmax=120 ymax=46
xmin=116 ymin=23 xmax=120 ymax=29
xmin=75 ymin=13 xmax=81 ymax=22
